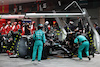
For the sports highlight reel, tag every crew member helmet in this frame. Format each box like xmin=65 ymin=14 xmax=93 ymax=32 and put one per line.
xmin=69 ymin=21 xmax=74 ymax=24
xmin=45 ymin=21 xmax=49 ymax=25
xmin=18 ymin=21 xmax=21 ymax=24
xmin=2 ymin=23 xmax=5 ymax=26
xmin=14 ymin=22 xmax=17 ymax=25
xmin=32 ymin=21 xmax=35 ymax=24
xmin=18 ymin=29 xmax=22 ymax=33
xmin=38 ymin=24 xmax=43 ymax=29
xmin=75 ymin=32 xmax=81 ymax=37
xmin=7 ymin=21 xmax=11 ymax=24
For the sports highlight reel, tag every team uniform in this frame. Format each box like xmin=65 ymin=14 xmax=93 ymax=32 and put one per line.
xmin=74 ymin=35 xmax=90 ymax=60
xmin=32 ymin=24 xmax=46 ymax=61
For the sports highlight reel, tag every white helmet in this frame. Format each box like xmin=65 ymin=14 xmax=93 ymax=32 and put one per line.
xmin=69 ymin=21 xmax=74 ymax=24
xmin=45 ymin=21 xmax=49 ymax=25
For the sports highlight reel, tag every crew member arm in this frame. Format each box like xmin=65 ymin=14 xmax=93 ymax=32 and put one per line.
xmin=74 ymin=37 xmax=78 ymax=44
xmin=33 ymin=32 xmax=36 ymax=40
xmin=42 ymin=32 xmax=46 ymax=43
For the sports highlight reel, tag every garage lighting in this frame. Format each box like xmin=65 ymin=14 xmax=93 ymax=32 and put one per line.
xmin=0 ymin=15 xmax=25 ymax=19
xmin=58 ymin=0 xmax=61 ymax=6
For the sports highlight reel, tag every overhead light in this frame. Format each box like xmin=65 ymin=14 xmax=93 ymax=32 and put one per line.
xmin=58 ymin=0 xmax=61 ymax=6
xmin=1 ymin=15 xmax=25 ymax=19
xmin=26 ymin=13 xmax=36 ymax=15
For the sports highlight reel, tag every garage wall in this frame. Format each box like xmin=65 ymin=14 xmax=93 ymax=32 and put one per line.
xmin=87 ymin=8 xmax=100 ymax=26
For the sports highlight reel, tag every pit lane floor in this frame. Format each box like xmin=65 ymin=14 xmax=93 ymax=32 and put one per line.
xmin=0 ymin=53 xmax=100 ymax=67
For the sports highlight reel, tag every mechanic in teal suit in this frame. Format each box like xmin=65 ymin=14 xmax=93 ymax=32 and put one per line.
xmin=74 ymin=32 xmax=91 ymax=60
xmin=32 ymin=24 xmax=46 ymax=62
